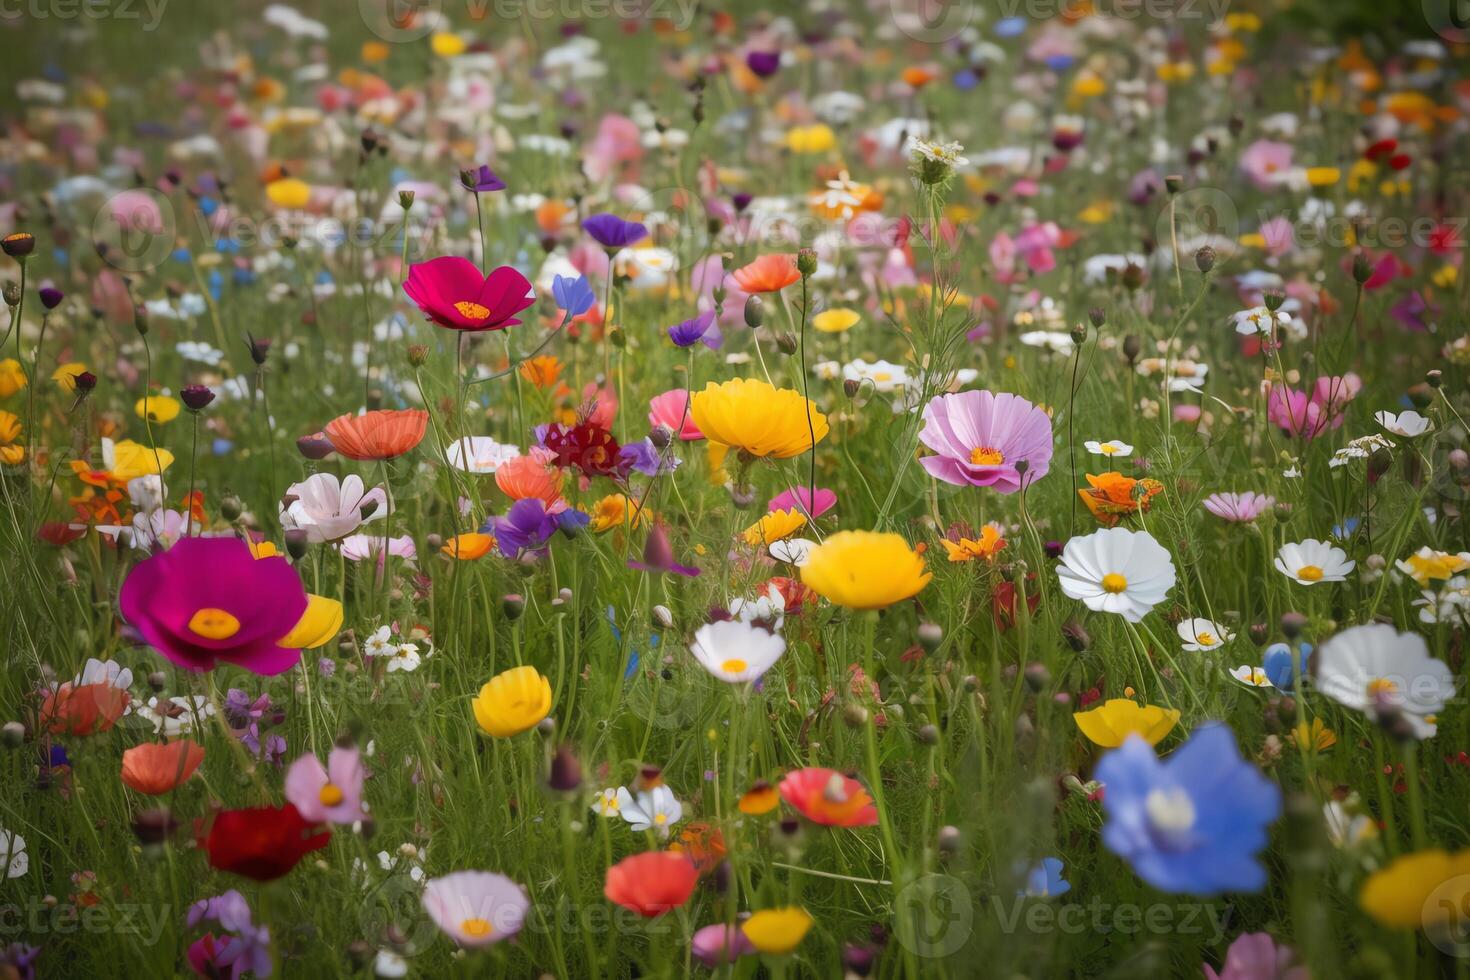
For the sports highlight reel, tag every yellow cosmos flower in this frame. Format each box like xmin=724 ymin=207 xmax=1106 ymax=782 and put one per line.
xmin=1397 ymin=548 xmax=1470 ymax=586
xmin=940 ymin=524 xmax=1005 ymax=562
xmin=265 ymin=177 xmax=312 ymax=209
xmin=0 ymin=359 xmax=26 ymax=398
xmin=589 ymin=493 xmax=649 ymax=534
xmin=110 ymin=440 xmax=173 ymax=480
xmin=742 ymin=509 xmax=807 ymax=547
xmin=812 ymin=308 xmax=860 ymax=333
xmin=1289 ymin=717 xmax=1336 ymax=753
xmin=279 ymin=595 xmax=345 ymax=649
xmin=1072 ymin=699 xmax=1180 ymax=748
xmin=473 ymin=665 xmax=552 ymax=738
xmin=800 ymin=530 xmax=931 ymax=609
xmin=430 ymin=32 xmax=467 ymax=58
xmin=1360 ymin=849 xmax=1470 ymax=929
xmin=784 ymin=124 xmax=835 ymax=154
xmin=1305 ymin=167 xmax=1341 ymax=187
xmin=51 ymin=362 xmax=86 ymax=391
xmin=247 ymin=539 xmax=280 ymax=559
xmin=135 ymin=395 xmax=181 ymax=424
xmin=442 ymin=533 xmax=495 ymax=560
xmin=741 ymin=907 xmax=813 ymax=955
xmin=0 ymin=410 xmax=23 ymax=466
xmin=690 ymin=378 xmax=828 ymax=460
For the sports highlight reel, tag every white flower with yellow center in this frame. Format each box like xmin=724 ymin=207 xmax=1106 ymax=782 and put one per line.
xmin=590 ymin=788 xmax=622 ymax=819
xmin=614 ymin=785 xmax=683 ymax=837
xmin=1056 ymin=528 xmax=1176 ymax=623
xmin=690 ymin=618 xmax=787 ymax=684
xmin=1315 ymin=623 xmax=1452 ymax=739
xmin=1229 ymin=665 xmax=1275 ymax=689
xmin=1084 ymin=439 xmax=1134 ymax=458
xmin=1275 ymin=539 xmax=1354 ymax=586
xmin=1178 ymin=617 xmax=1233 ymax=652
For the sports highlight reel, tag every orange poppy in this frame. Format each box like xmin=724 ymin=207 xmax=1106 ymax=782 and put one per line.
xmin=39 ymin=682 xmax=130 ymax=736
xmin=495 ymin=452 xmax=565 ymax=508
xmin=535 ymin=200 xmax=571 ymax=234
xmin=901 ymin=66 xmax=939 ymax=88
xmin=1077 ymin=472 xmax=1164 ymax=527
xmin=604 ymin=851 xmax=698 ymax=917
xmin=519 ymin=355 xmax=563 ymax=390
xmin=671 ymin=822 xmax=727 ymax=876
xmin=778 ymin=767 xmax=879 ymax=827
xmin=731 ymin=254 xmax=800 ymax=294
xmin=442 ymin=533 xmax=495 ymax=560
xmin=321 ymin=409 xmax=428 ymax=461
xmin=121 ymin=740 xmax=205 ymax=795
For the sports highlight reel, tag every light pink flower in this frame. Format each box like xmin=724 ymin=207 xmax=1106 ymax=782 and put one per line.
xmin=422 ymin=871 xmax=531 ymax=947
xmin=284 ymin=746 xmax=365 ymax=825
xmin=1203 ymin=492 xmax=1276 ymax=523
xmin=917 ymin=390 xmax=1054 ymax=493
xmin=1203 ymin=932 xmax=1308 ymax=980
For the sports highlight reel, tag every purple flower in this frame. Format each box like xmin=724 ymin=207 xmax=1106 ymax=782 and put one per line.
xmin=916 ymin=390 xmax=1054 ymax=493
xmin=0 ymin=944 xmax=38 ymax=980
xmin=188 ymin=891 xmax=272 ymax=980
xmin=490 ymin=498 xmax=559 ymax=557
xmin=1390 ymin=289 xmax=1436 ymax=333
xmin=582 ymin=212 xmax=648 ymax=250
xmin=745 ymin=50 xmax=781 ymax=78
xmin=668 ymin=310 xmax=718 ymax=348
xmin=1204 ymin=932 xmax=1308 ymax=980
xmin=618 ymin=438 xmax=679 ymax=477
xmin=461 ymin=164 xmax=507 ymax=193
xmin=627 ymin=524 xmax=700 ymax=578
xmin=691 ymin=923 xmax=754 ymax=967
xmin=552 ymin=274 xmax=595 ymax=317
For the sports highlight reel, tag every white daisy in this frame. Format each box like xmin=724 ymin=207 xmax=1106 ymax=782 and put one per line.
xmin=386 ymin=643 xmax=422 ymax=673
xmin=1231 ymin=306 xmax=1292 ymax=336
xmin=363 ymin=626 xmax=395 ymax=659
xmin=446 ymin=437 xmax=521 ymax=475
xmin=1056 ymin=528 xmax=1177 ymax=623
xmin=690 ymin=619 xmax=786 ymax=684
xmin=1414 ymin=576 xmax=1470 ymax=625
xmin=615 ymin=785 xmax=683 ymax=837
xmin=1274 ymin=539 xmax=1355 ymax=585
xmin=137 ymin=696 xmax=215 ymax=737
xmin=1228 ymin=665 xmax=1275 ymax=689
xmin=1315 ymin=623 xmax=1452 ymax=739
xmin=1177 ymin=618 xmax=1233 ymax=652
xmin=768 ymin=537 xmax=816 ymax=566
xmin=1375 ymin=410 xmax=1432 ymax=438
xmin=1084 ymin=440 xmax=1134 ymax=458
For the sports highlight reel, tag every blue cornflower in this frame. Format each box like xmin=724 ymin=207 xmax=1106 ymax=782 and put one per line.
xmin=668 ymin=310 xmax=718 ymax=349
xmin=619 ymin=438 xmax=679 ymax=477
xmin=1095 ymin=723 xmax=1281 ymax=894
xmin=1019 ymin=858 xmax=1070 ymax=899
xmin=552 ymin=274 xmax=596 ymax=318
xmin=1263 ymin=642 xmax=1313 ymax=690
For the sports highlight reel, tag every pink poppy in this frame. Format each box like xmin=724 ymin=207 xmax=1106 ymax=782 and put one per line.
xmin=284 ymin=745 xmax=366 ymax=825
xmin=648 ymin=390 xmax=703 ymax=441
xmin=1268 ymin=374 xmax=1361 ymax=439
xmin=1239 ymin=139 xmax=1293 ymax=189
xmin=768 ymin=486 xmax=836 ymax=518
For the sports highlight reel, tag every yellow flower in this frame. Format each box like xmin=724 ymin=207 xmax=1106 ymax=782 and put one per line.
xmin=0 ymin=410 xmax=22 ymax=466
xmin=1397 ymin=548 xmax=1470 ymax=586
xmin=442 ymin=533 xmax=495 ymax=560
xmin=738 ymin=781 xmax=780 ymax=815
xmin=430 ymin=32 xmax=467 ymax=58
xmin=1077 ymin=201 xmax=1113 ymax=224
xmin=691 ymin=378 xmax=828 ymax=460
xmin=265 ymin=178 xmax=312 ymax=209
xmin=742 ymin=509 xmax=807 ymax=547
xmin=519 ymin=355 xmax=563 ymax=390
xmin=1072 ymin=699 xmax=1180 ymax=748
xmin=1071 ymin=75 xmax=1106 ymax=99
xmin=1360 ymin=849 xmax=1470 ymax=929
xmin=1225 ymin=11 xmax=1262 ymax=30
xmin=800 ymin=531 xmax=931 ymax=610
xmin=784 ymin=124 xmax=835 ymax=154
xmin=940 ymin=524 xmax=1006 ymax=563
xmin=1289 ymin=718 xmax=1336 ymax=753
xmin=473 ymin=666 xmax=553 ymax=737
xmin=247 ymin=539 xmax=279 ymax=559
xmin=812 ymin=308 xmax=860 ymax=333
xmin=1305 ymin=167 xmax=1341 ymax=188
xmin=51 ymin=363 xmax=86 ymax=391
xmin=279 ymin=595 xmax=345 ymax=649
xmin=0 ymin=359 xmax=26 ymax=398
xmin=135 ymin=395 xmax=181 ymax=424
xmin=362 ymin=40 xmax=390 ymax=63
xmin=589 ymin=494 xmax=649 ymax=534
xmin=741 ymin=907 xmax=813 ymax=955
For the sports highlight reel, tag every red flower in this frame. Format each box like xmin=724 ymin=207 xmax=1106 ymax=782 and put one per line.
xmin=778 ymin=767 xmax=879 ymax=827
xmin=604 ymin=851 xmax=698 ymax=917
xmin=203 ymin=804 xmax=330 ymax=881
xmin=40 ymin=682 xmax=130 ymax=736
xmin=991 ymin=579 xmax=1040 ymax=632
xmin=543 ymin=420 xmax=621 ymax=478
xmin=322 ymin=409 xmax=428 ymax=461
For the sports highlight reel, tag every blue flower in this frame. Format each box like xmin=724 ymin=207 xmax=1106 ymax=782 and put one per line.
xmin=1332 ymin=517 xmax=1360 ymax=540
xmin=1095 ymin=723 xmax=1281 ymax=894
xmin=552 ymin=274 xmax=595 ymax=318
xmin=668 ymin=310 xmax=717 ymax=349
xmin=995 ymin=16 xmax=1027 ymax=38
xmin=1019 ymin=857 xmax=1070 ymax=899
xmin=607 ymin=606 xmax=660 ymax=679
xmin=1263 ymin=642 xmax=1313 ymax=690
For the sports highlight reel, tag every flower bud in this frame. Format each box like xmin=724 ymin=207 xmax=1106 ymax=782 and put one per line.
xmin=917 ymin=622 xmax=943 ymax=653
xmin=1122 ymin=334 xmax=1141 ymax=365
xmin=774 ymin=333 xmax=798 ymax=356
xmin=2 ymin=282 xmax=18 ymax=308
xmin=2 ymin=232 xmax=35 ymax=259
xmin=219 ymin=495 xmax=243 ymax=521
xmin=398 ymin=190 xmax=416 ymax=211
xmin=1069 ymin=322 xmax=1087 ymax=346
xmin=1280 ymin=612 xmax=1307 ymax=639
xmin=1427 ymin=369 xmax=1443 ymax=389
xmin=285 ymin=528 xmax=309 ymax=560
xmin=1352 ymin=253 xmax=1373 ymax=284
xmin=1194 ymin=245 xmax=1215 ymax=274
xmin=917 ymin=723 xmax=939 ymax=746
xmin=0 ymin=721 xmax=24 ymax=748
xmin=406 ymin=344 xmax=429 ymax=367
xmin=180 ymin=384 xmax=215 ymax=411
xmin=1263 ymin=290 xmax=1285 ymax=312
xmin=548 ymin=745 xmax=582 ymax=792
xmin=1164 ymin=174 xmax=1183 ymax=195
xmin=796 ymin=248 xmax=817 ymax=277
xmin=38 ymin=286 xmax=63 ymax=310
xmin=502 ymin=594 xmax=525 ymax=620
xmin=842 ymin=702 xmax=869 ymax=728
xmin=1248 ymin=623 xmax=1269 ymax=646
xmin=133 ymin=304 xmax=149 ymax=336
xmin=297 ymin=434 xmax=335 ymax=460
xmin=743 ymin=294 xmax=764 ymax=329
xmin=1023 ymin=662 xmax=1050 ymax=692
xmin=1060 ymin=621 xmax=1090 ymax=652
xmin=1088 ymin=307 xmax=1106 ymax=328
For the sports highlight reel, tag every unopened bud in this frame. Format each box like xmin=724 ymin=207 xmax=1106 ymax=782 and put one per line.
xmin=743 ymin=295 xmax=764 ymax=329
xmin=406 ymin=344 xmax=429 ymax=367
xmin=917 ymin=622 xmax=943 ymax=652
xmin=796 ymin=248 xmax=817 ymax=277
xmin=1194 ymin=245 xmax=1215 ymax=273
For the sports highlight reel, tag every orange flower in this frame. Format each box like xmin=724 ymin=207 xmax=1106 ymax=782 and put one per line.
xmin=940 ymin=524 xmax=1006 ymax=562
xmin=121 ymin=740 xmax=205 ymax=795
xmin=731 ymin=254 xmax=800 ymax=294
xmin=321 ymin=409 xmax=428 ymax=460
xmin=39 ymin=683 xmax=130 ymax=736
xmin=495 ymin=451 xmax=564 ymax=508
xmin=739 ymin=780 xmax=780 ymax=815
xmin=442 ymin=533 xmax=495 ymax=560
xmin=604 ymin=851 xmax=698 ymax=917
xmin=778 ymin=767 xmax=879 ymax=827
xmin=901 ymin=66 xmax=938 ymax=88
xmin=671 ymin=822 xmax=727 ymax=876
xmin=519 ymin=355 xmax=564 ymax=390
xmin=535 ymin=200 xmax=572 ymax=234
xmin=1077 ymin=472 xmax=1164 ymax=527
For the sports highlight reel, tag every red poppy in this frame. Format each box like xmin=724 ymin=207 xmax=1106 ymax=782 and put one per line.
xmin=992 ymin=579 xmax=1041 ymax=633
xmin=603 ymin=851 xmax=698 ymax=917
xmin=121 ymin=740 xmax=205 ymax=795
xmin=778 ymin=767 xmax=879 ymax=827
xmin=321 ymin=409 xmax=428 ymax=461
xmin=543 ymin=420 xmax=621 ymax=478
xmin=39 ymin=682 xmax=130 ymax=736
xmin=730 ymin=254 xmax=800 ymax=294
xmin=203 ymin=804 xmax=330 ymax=881
xmin=37 ymin=522 xmax=87 ymax=546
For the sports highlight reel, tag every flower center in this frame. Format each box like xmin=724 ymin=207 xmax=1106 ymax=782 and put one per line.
xmin=1195 ymin=631 xmax=1216 ymax=646
xmin=1101 ymin=573 xmax=1128 ymax=594
xmin=1367 ymin=677 xmax=1398 ymax=698
xmin=1296 ymin=564 xmax=1324 ymax=582
xmin=1101 ymin=444 xmax=1118 ymax=454
xmin=969 ymin=447 xmax=1005 ymax=466
xmin=318 ymin=783 xmax=344 ymax=807
xmin=459 ymin=917 xmax=493 ymax=938
xmin=187 ymin=607 xmax=240 ymax=640
xmin=721 ymin=658 xmax=749 ymax=674
xmin=454 ymin=300 xmax=492 ymax=320
xmin=1145 ymin=787 xmax=1197 ymax=834
xmin=653 ymin=812 xmax=668 ymax=825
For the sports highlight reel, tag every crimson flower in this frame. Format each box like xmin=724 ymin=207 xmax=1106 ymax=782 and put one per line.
xmin=203 ymin=804 xmax=330 ymax=881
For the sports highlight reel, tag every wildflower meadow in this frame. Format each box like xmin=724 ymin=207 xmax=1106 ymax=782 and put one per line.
xmin=2 ymin=0 xmax=1470 ymax=976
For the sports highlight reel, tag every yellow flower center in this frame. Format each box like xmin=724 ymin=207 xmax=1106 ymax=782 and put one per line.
xmin=188 ymin=607 xmax=240 ymax=640
xmin=1296 ymin=565 xmax=1324 ymax=582
xmin=454 ymin=300 xmax=491 ymax=320
xmin=653 ymin=813 xmax=668 ymax=825
xmin=1196 ymin=631 xmax=1216 ymax=646
xmin=318 ymin=783 xmax=344 ymax=807
xmin=721 ymin=658 xmax=749 ymax=674
xmin=1367 ymin=677 xmax=1398 ymax=697
xmin=969 ymin=447 xmax=1004 ymax=466
xmin=459 ymin=917 xmax=493 ymax=938
xmin=1101 ymin=573 xmax=1128 ymax=594
xmin=1145 ymin=787 xmax=1196 ymax=833
xmin=1101 ymin=444 xmax=1119 ymax=454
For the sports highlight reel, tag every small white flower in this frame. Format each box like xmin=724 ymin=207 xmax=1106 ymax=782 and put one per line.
xmin=1414 ymin=576 xmax=1470 ymax=625
xmin=137 ymin=696 xmax=214 ymax=736
xmin=908 ymin=137 xmax=969 ymax=168
xmin=386 ymin=643 xmax=422 ymax=673
xmin=1329 ymin=434 xmax=1393 ymax=468
xmin=1230 ymin=306 xmax=1292 ymax=336
xmin=1177 ymin=618 xmax=1233 ymax=652
xmin=445 ymin=437 xmax=520 ymax=475
xmin=363 ymin=626 xmax=395 ymax=659
xmin=616 ymin=785 xmax=683 ymax=836
xmin=1323 ymin=797 xmax=1378 ymax=848
xmin=590 ymin=788 xmax=622 ymax=818
xmin=1275 ymin=539 xmax=1355 ymax=585
xmin=690 ymin=619 xmax=786 ymax=684
xmin=373 ymin=950 xmax=409 ymax=978
xmin=769 ymin=537 xmax=816 ymax=566
xmin=1228 ymin=665 xmax=1275 ymax=689
xmin=1084 ymin=439 xmax=1133 ymax=458
xmin=0 ymin=829 xmax=26 ymax=878
xmin=1375 ymin=410 xmax=1431 ymax=438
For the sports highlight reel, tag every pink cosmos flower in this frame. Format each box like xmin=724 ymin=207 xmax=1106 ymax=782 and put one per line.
xmin=917 ymin=390 xmax=1054 ymax=493
xmin=402 ymin=256 xmax=534 ymax=332
xmin=284 ymin=746 xmax=365 ymax=825
xmin=648 ymin=389 xmax=703 ymax=440
xmin=1268 ymin=374 xmax=1361 ymax=439
xmin=768 ymin=486 xmax=836 ymax=518
xmin=1203 ymin=932 xmax=1308 ymax=980
xmin=422 ymin=871 xmax=531 ymax=947
xmin=1203 ymin=492 xmax=1276 ymax=523
xmin=1239 ymin=139 xmax=1293 ymax=190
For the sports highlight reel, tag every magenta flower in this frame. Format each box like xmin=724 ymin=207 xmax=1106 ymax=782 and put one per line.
xmin=1267 ymin=374 xmax=1361 ymax=439
xmin=284 ymin=745 xmax=366 ymax=825
xmin=402 ymin=256 xmax=535 ymax=332
xmin=917 ymin=390 xmax=1054 ymax=493
xmin=119 ymin=537 xmax=309 ymax=676
xmin=691 ymin=923 xmax=755 ymax=967
xmin=1202 ymin=492 xmax=1276 ymax=523
xmin=769 ymin=486 xmax=836 ymax=518
xmin=648 ymin=389 xmax=703 ymax=441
